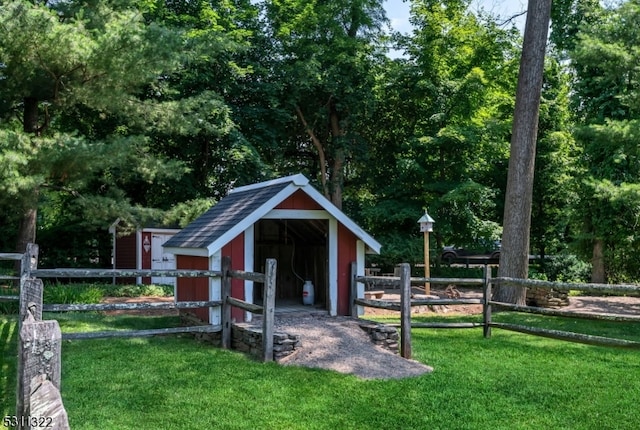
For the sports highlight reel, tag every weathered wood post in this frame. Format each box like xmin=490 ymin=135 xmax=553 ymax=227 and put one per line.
xmin=262 ymin=258 xmax=277 ymax=362
xmin=221 ymin=256 xmax=232 ymax=349
xmin=18 ymin=305 xmax=69 ymax=430
xmin=399 ymin=263 xmax=412 ymax=359
xmin=17 ymin=244 xmax=42 ymax=427
xmin=350 ymin=261 xmax=358 ymax=317
xmin=19 ymin=244 xmax=39 ymax=331
xmin=483 ymin=265 xmax=492 ymax=338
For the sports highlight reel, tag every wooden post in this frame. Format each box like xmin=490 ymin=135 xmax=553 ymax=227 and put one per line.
xmin=262 ymin=258 xmax=276 ymax=362
xmin=18 ymin=307 xmax=65 ymax=430
xmin=221 ymin=256 xmax=232 ymax=349
xmin=483 ymin=265 xmax=492 ymax=338
xmin=29 ymin=375 xmax=70 ymax=430
xmin=399 ymin=263 xmax=412 ymax=359
xmin=17 ymin=244 xmax=41 ymax=427
xmin=19 ymin=244 xmax=39 ymax=331
xmin=349 ymin=261 xmax=358 ymax=317
xmin=424 ymin=231 xmax=430 ymax=294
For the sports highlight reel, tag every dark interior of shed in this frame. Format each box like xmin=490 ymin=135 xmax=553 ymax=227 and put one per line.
xmin=253 ymin=219 xmax=328 ymax=308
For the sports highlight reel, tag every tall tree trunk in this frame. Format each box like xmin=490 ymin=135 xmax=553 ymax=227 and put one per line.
xmin=330 ymin=148 xmax=345 ymax=209
xmin=16 ymin=97 xmax=40 ymax=254
xmin=295 ymin=105 xmax=330 ymax=199
xmin=591 ymin=239 xmax=606 ymax=283
xmin=494 ymin=0 xmax=552 ymax=305
xmin=329 ymin=105 xmax=345 ymax=209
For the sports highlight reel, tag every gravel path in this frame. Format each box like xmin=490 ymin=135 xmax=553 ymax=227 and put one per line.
xmin=274 ymin=315 xmax=433 ymax=380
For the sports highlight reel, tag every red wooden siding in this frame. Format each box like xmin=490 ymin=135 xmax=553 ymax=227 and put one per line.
xmin=222 ymin=232 xmax=245 ymax=322
xmin=337 ymin=223 xmax=357 ymax=316
xmin=176 ymin=255 xmax=210 ymax=321
xmin=275 ymin=190 xmax=323 ymax=210
xmin=114 ymin=233 xmax=137 ymax=285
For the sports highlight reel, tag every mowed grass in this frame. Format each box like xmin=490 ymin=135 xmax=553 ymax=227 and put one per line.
xmin=2 ymin=312 xmax=640 ymax=430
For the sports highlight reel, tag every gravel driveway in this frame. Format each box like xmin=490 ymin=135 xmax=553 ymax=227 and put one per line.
xmin=274 ymin=315 xmax=433 ymax=380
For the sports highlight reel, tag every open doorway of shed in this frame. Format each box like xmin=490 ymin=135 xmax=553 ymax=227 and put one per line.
xmin=253 ymin=218 xmax=328 ymax=312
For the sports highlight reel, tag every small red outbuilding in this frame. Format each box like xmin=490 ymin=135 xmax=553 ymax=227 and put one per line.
xmin=163 ymin=174 xmax=381 ymax=324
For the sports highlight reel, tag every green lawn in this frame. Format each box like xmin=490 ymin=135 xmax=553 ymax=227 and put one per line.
xmin=2 ymin=312 xmax=640 ymax=429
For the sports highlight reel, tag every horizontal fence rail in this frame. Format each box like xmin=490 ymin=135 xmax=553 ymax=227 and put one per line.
xmin=32 ymin=269 xmax=223 ymax=278
xmin=43 ymin=300 xmax=223 ymax=312
xmin=62 ymin=324 xmax=223 ymax=341
xmin=0 ymin=252 xmax=23 ymax=260
xmin=494 ymin=276 xmax=640 ymax=295
xmin=489 ymin=301 xmax=640 ymax=323
xmin=352 ymin=263 xmax=640 ymax=353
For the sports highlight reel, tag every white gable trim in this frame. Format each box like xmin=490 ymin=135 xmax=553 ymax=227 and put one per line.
xmin=209 ymin=251 xmax=222 ymax=326
xmin=163 ymin=246 xmax=208 ymax=257
xmin=244 ymin=224 xmax=255 ymax=323
xmin=230 ymin=173 xmax=308 ymax=194
xmin=328 ymin=217 xmax=338 ymax=316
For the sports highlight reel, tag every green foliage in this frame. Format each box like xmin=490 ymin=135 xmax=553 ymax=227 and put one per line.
xmin=43 ymin=283 xmax=104 ymax=305
xmin=530 ymin=254 xmax=592 ymax=283
xmin=99 ymin=283 xmax=174 ymax=298
xmin=366 ymin=233 xmax=423 ymax=271
xmin=162 ymin=198 xmax=215 ymax=228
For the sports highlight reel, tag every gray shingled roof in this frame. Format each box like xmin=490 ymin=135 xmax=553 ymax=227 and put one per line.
xmin=163 ymin=181 xmax=289 ymax=249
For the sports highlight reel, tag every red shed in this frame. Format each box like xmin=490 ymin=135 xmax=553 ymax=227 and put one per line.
xmin=163 ymin=174 xmax=381 ymax=324
xmin=109 ymin=219 xmax=179 ymax=287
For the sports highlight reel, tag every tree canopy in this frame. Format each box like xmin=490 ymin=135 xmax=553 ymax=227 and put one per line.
xmin=1 ymin=0 xmax=639 ymax=284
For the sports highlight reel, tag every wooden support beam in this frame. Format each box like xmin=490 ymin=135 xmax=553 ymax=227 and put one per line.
xmin=350 ymin=261 xmax=358 ymax=317
xmin=399 ymin=263 xmax=412 ymax=359
xmin=221 ymin=256 xmax=232 ymax=350
xmin=262 ymin=258 xmax=277 ymax=362
xmin=483 ymin=265 xmax=492 ymax=339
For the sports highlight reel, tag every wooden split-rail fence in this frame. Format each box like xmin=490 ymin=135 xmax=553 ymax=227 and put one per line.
xmin=1 ymin=243 xmax=277 ymax=430
xmin=351 ymin=262 xmax=640 ymax=359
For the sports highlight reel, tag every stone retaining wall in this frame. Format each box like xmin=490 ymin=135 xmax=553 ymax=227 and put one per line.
xmin=526 ymin=287 xmax=570 ymax=308
xmin=232 ymin=323 xmax=302 ymax=361
xmin=358 ymin=321 xmax=399 ymax=354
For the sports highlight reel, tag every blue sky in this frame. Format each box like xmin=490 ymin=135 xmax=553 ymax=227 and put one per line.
xmin=384 ymin=0 xmax=528 ymax=34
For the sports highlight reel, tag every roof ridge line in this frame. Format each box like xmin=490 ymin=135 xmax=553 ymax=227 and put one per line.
xmin=230 ymin=174 xmax=308 ymax=194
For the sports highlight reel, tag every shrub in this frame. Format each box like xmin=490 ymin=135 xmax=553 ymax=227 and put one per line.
xmin=542 ymin=253 xmax=591 ymax=283
xmin=43 ymin=283 xmax=104 ymax=305
xmin=100 ymin=284 xmax=173 ymax=297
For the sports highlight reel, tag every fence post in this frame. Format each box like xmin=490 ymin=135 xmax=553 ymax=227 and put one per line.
xmin=399 ymin=263 xmax=412 ymax=359
xmin=262 ymin=258 xmax=277 ymax=362
xmin=221 ymin=256 xmax=232 ymax=349
xmin=350 ymin=261 xmax=358 ymax=317
xmin=483 ymin=265 xmax=492 ymax=338
xmin=18 ymin=305 xmax=68 ymax=429
xmin=19 ymin=244 xmax=39 ymax=330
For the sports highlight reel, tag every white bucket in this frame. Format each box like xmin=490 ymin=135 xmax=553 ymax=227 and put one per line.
xmin=302 ymin=280 xmax=315 ymax=305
